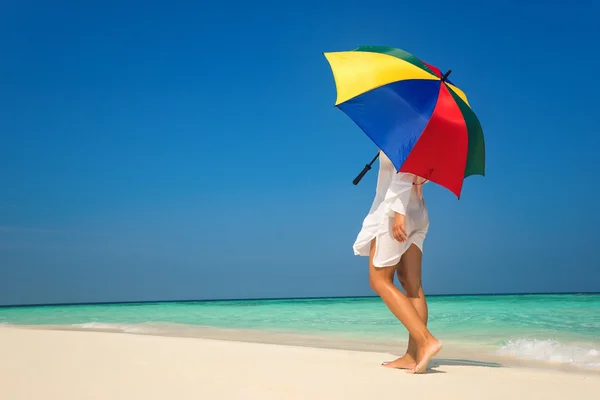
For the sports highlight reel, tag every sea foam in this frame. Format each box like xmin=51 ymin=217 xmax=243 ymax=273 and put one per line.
xmin=497 ymin=338 xmax=600 ymax=369
xmin=74 ymin=322 xmax=148 ymax=333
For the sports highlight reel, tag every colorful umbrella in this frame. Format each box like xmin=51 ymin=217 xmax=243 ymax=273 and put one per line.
xmin=324 ymin=46 xmax=485 ymax=198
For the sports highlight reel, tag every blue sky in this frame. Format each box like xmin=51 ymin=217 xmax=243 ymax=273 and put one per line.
xmin=1 ymin=0 xmax=599 ymax=305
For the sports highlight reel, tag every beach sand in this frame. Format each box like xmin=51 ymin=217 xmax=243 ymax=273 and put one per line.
xmin=1 ymin=326 xmax=599 ymax=400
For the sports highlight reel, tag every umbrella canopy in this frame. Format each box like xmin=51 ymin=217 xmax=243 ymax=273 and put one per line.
xmin=324 ymin=46 xmax=485 ymax=198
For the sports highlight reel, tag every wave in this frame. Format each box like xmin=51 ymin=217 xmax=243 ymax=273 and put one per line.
xmin=71 ymin=321 xmax=223 ymax=336
xmin=497 ymin=338 xmax=600 ymax=370
xmin=74 ymin=322 xmax=150 ymax=333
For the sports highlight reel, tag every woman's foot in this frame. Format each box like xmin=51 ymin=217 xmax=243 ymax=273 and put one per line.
xmin=407 ymin=338 xmax=442 ymax=374
xmin=381 ymin=353 xmax=417 ymax=369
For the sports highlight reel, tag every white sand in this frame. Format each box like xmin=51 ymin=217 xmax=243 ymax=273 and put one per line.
xmin=1 ymin=327 xmax=598 ymax=400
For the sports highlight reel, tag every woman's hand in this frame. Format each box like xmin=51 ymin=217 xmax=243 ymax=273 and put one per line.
xmin=392 ymin=213 xmax=407 ymax=243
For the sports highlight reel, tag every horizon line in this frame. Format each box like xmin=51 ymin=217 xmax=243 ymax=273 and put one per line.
xmin=1 ymin=291 xmax=599 ymax=309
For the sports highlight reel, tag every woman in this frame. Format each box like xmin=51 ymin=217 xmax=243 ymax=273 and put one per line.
xmin=353 ymin=149 xmax=441 ymax=374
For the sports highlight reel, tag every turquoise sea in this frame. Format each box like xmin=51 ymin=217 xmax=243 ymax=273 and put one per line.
xmin=1 ymin=294 xmax=599 ymax=370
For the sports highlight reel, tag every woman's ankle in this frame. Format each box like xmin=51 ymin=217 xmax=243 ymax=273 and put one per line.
xmin=414 ymin=331 xmax=437 ymax=346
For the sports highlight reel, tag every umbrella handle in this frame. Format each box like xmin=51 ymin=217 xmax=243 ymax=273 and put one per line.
xmin=353 ymin=152 xmax=380 ymax=185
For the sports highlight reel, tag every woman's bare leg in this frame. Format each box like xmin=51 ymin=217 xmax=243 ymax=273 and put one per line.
xmin=368 ymin=240 xmax=440 ymax=373
xmin=382 ymin=244 xmax=428 ymax=369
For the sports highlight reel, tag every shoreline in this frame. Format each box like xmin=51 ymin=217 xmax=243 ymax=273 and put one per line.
xmin=2 ymin=291 xmax=598 ymax=309
xmin=1 ymin=326 xmax=600 ymax=400
xmin=5 ymin=322 xmax=600 ymax=376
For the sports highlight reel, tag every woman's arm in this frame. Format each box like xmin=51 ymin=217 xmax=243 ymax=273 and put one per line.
xmin=384 ymin=172 xmax=413 ymax=243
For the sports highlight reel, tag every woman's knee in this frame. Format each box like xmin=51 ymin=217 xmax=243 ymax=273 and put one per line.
xmin=369 ymin=273 xmax=384 ymax=293
xmin=369 ymin=276 xmax=379 ymax=293
xmin=369 ymin=267 xmax=394 ymax=294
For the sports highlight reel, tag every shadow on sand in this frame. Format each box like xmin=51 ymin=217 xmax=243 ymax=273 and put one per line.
xmin=431 ymin=358 xmax=503 ymax=368
xmin=420 ymin=358 xmax=503 ymax=374
xmin=383 ymin=358 xmax=503 ymax=374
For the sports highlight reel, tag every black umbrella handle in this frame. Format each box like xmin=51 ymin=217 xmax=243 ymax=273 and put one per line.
xmin=353 ymin=152 xmax=380 ymax=185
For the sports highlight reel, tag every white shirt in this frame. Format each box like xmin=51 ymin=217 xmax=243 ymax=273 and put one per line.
xmin=352 ymin=151 xmax=430 ymax=268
